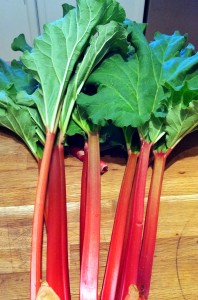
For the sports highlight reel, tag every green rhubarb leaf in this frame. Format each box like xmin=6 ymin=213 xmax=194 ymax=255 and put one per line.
xmin=72 ymin=106 xmax=97 ymax=134
xmin=165 ymin=81 xmax=198 ymax=108
xmin=16 ymin=91 xmax=45 ymax=134
xmin=15 ymin=89 xmax=46 ymax=127
xmin=148 ymin=32 xmax=198 ymax=107
xmin=180 ymin=43 xmax=195 ymax=58
xmin=124 ymin=19 xmax=147 ymax=35
xmin=164 ymin=100 xmax=198 ymax=150
xmin=11 ymin=33 xmax=32 ymax=53
xmin=146 ymin=33 xmax=198 ymax=144
xmin=123 ymin=126 xmax=137 ymax=152
xmin=77 ymin=27 xmax=197 ymax=145
xmin=148 ymin=31 xmax=194 ymax=109
xmin=0 ymin=61 xmax=12 ymax=92
xmin=161 ymin=54 xmax=198 ymax=114
xmin=150 ymin=31 xmax=188 ymax=63
xmin=67 ymin=118 xmax=85 ymax=137
xmin=79 ymin=28 xmax=191 ymax=129
xmin=59 ymin=20 xmax=129 ymax=136
xmin=77 ymin=22 xmax=165 ymax=129
xmin=21 ymin=0 xmax=126 ymax=133
xmin=146 ymin=114 xmax=165 ymax=143
xmin=0 ymin=55 xmax=44 ymax=153
xmin=67 ymin=108 xmax=125 ymax=150
xmin=0 ymin=58 xmax=37 ymax=95
xmin=163 ymin=53 xmax=198 ymax=93
xmin=0 ymin=91 xmax=44 ymax=158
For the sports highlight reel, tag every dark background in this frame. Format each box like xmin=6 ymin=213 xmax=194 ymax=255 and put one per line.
xmin=144 ymin=0 xmax=198 ymax=49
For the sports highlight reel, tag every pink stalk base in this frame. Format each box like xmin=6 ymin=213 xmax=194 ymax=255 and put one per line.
xmin=46 ymin=144 xmax=70 ymax=299
xmin=80 ymin=132 xmax=101 ymax=300
xmin=137 ymin=151 xmax=167 ymax=300
xmin=117 ymin=140 xmax=152 ymax=300
xmin=101 ymin=152 xmax=138 ymax=300
xmin=31 ymin=130 xmax=55 ymax=300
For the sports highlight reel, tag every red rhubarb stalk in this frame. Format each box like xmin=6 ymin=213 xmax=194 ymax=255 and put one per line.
xmin=137 ymin=151 xmax=168 ymax=300
xmin=101 ymin=151 xmax=138 ymax=300
xmin=118 ymin=140 xmax=152 ymax=299
xmin=31 ymin=130 xmax=55 ymax=300
xmin=70 ymin=147 xmax=85 ymax=161
xmin=80 ymin=142 xmax=88 ymax=264
xmin=46 ymin=143 xmax=70 ymax=299
xmin=99 ymin=160 xmax=108 ymax=175
xmin=80 ymin=132 xmax=101 ymax=300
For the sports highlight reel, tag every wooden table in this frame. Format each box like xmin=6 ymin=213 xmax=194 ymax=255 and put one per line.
xmin=0 ymin=129 xmax=198 ymax=300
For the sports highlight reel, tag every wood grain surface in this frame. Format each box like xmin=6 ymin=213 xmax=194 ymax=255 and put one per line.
xmin=0 ymin=129 xmax=198 ymax=300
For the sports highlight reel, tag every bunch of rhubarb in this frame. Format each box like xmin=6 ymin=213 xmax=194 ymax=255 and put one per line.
xmin=1 ymin=1 xmax=198 ymax=300
xmin=76 ymin=22 xmax=198 ymax=299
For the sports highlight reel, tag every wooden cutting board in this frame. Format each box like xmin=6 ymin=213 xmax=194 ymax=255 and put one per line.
xmin=0 ymin=129 xmax=198 ymax=300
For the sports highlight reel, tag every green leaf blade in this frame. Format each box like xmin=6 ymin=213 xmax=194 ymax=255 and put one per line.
xmin=0 ymin=58 xmax=37 ymax=95
xmin=165 ymin=100 xmax=198 ymax=150
xmin=59 ymin=20 xmax=129 ymax=135
xmin=21 ymin=0 xmax=126 ymax=132
xmin=150 ymin=31 xmax=188 ymax=63
xmin=0 ymin=91 xmax=44 ymax=159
